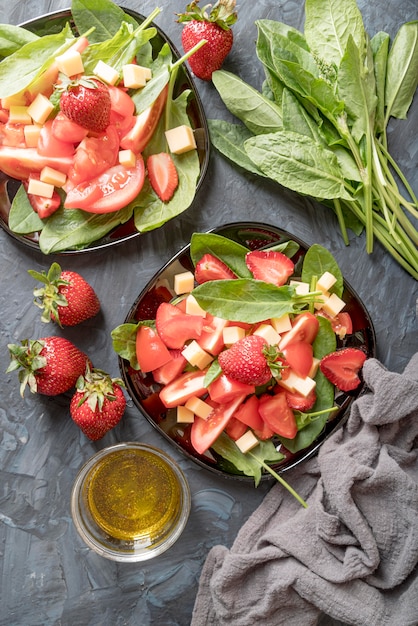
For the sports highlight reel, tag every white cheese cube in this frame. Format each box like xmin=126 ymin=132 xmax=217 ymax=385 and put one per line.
xmin=308 ymin=357 xmax=320 ymax=379
xmin=176 ymin=405 xmax=195 ymax=424
xmin=165 ymin=125 xmax=197 ymax=154
xmin=278 ymin=371 xmax=316 ymax=397
xmin=40 ymin=166 xmax=66 ymax=187
xmin=174 ymin=270 xmax=195 ymax=294
xmin=185 ymin=294 xmax=207 ymax=317
xmin=118 ymin=149 xmax=136 ymax=167
xmin=222 ymin=325 xmax=246 ymax=345
xmin=27 ymin=178 xmax=54 ymax=198
xmin=122 ymin=64 xmax=151 ymax=88
xmin=185 ymin=396 xmax=213 ymax=420
xmin=55 ymin=49 xmax=84 ymax=77
xmin=24 ymin=124 xmax=42 ymax=148
xmin=314 ymin=291 xmax=330 ymax=310
xmin=253 ymin=323 xmax=281 ymax=346
xmin=321 ymin=293 xmax=345 ymax=317
xmin=235 ymin=430 xmax=259 ymax=453
xmin=182 ymin=341 xmax=213 ymax=369
xmin=93 ymin=60 xmax=119 ymax=85
xmin=289 ymin=280 xmax=310 ymax=295
xmin=9 ymin=105 xmax=31 ymax=124
xmin=317 ymin=271 xmax=337 ymax=293
xmin=27 ymin=93 xmax=54 ymax=125
xmin=270 ymin=314 xmax=292 ymax=334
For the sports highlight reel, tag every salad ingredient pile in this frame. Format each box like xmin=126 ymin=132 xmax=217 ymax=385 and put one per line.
xmin=112 ymin=231 xmax=369 ymax=497
xmin=208 ymin=0 xmax=418 ymax=279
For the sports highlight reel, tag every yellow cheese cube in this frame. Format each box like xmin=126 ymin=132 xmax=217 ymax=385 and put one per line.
xmin=27 ymin=178 xmax=55 ymax=198
xmin=270 ymin=314 xmax=292 ymax=334
xmin=1 ymin=93 xmax=27 ymax=109
xmin=182 ymin=341 xmax=213 ymax=369
xmin=321 ymin=293 xmax=345 ymax=317
xmin=93 ymin=60 xmax=119 ymax=85
xmin=118 ymin=149 xmax=136 ymax=167
xmin=24 ymin=124 xmax=42 ymax=148
xmin=27 ymin=93 xmax=54 ymax=125
xmin=40 ymin=166 xmax=66 ymax=187
xmin=122 ymin=64 xmax=151 ymax=88
xmin=253 ymin=323 xmax=281 ymax=346
xmin=235 ymin=430 xmax=259 ymax=453
xmin=174 ymin=270 xmax=195 ymax=294
xmin=55 ymin=49 xmax=84 ymax=77
xmin=165 ymin=125 xmax=197 ymax=154
xmin=289 ymin=280 xmax=310 ymax=295
xmin=222 ymin=325 xmax=246 ymax=345
xmin=9 ymin=105 xmax=31 ymax=124
xmin=185 ymin=294 xmax=207 ymax=317
xmin=277 ymin=371 xmax=316 ymax=397
xmin=308 ymin=357 xmax=320 ymax=379
xmin=176 ymin=405 xmax=195 ymax=424
xmin=314 ymin=291 xmax=330 ymax=310
xmin=317 ymin=271 xmax=337 ymax=293
xmin=185 ymin=396 xmax=213 ymax=420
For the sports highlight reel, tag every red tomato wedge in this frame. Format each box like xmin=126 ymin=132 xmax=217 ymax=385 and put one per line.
xmin=234 ymin=394 xmax=264 ymax=431
xmin=0 ymin=146 xmax=73 ymax=179
xmin=120 ymin=86 xmax=168 ymax=153
xmin=159 ymin=370 xmax=208 ymax=408
xmin=225 ymin=417 xmax=248 ymax=441
xmin=155 ymin=302 xmax=204 ymax=349
xmin=64 ymin=155 xmax=145 ymax=213
xmin=136 ymin=325 xmax=172 ymax=373
xmin=208 ymin=374 xmax=255 ymax=404
xmin=67 ymin=124 xmax=120 ymax=185
xmin=279 ymin=311 xmax=319 ymax=349
xmin=258 ymin=392 xmax=298 ymax=439
xmin=23 ymin=183 xmax=61 ymax=219
xmin=281 ymin=341 xmax=313 ymax=378
xmin=190 ymin=394 xmax=247 ymax=455
xmin=152 ymin=350 xmax=187 ymax=386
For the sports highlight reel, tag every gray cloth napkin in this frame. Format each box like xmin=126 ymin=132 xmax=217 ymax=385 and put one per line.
xmin=191 ymin=353 xmax=418 ymax=626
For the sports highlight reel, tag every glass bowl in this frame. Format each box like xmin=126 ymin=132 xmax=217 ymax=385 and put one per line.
xmin=71 ymin=442 xmax=191 ymax=562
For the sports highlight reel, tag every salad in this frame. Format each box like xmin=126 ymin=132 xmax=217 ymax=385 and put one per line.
xmin=0 ymin=0 xmax=206 ymax=253
xmin=112 ymin=227 xmax=373 ymax=503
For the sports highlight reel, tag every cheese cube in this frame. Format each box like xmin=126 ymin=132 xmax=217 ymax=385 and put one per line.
xmin=235 ymin=430 xmax=259 ymax=454
xmin=176 ymin=405 xmax=195 ymax=424
xmin=270 ymin=314 xmax=292 ymax=334
xmin=55 ymin=49 xmax=84 ymax=77
xmin=24 ymin=124 xmax=42 ymax=147
xmin=253 ymin=323 xmax=281 ymax=346
xmin=40 ymin=166 xmax=66 ymax=187
xmin=289 ymin=280 xmax=310 ymax=295
xmin=27 ymin=178 xmax=54 ymax=198
xmin=27 ymin=93 xmax=54 ymax=125
xmin=308 ymin=357 xmax=320 ymax=379
xmin=165 ymin=125 xmax=197 ymax=154
xmin=185 ymin=396 xmax=213 ymax=420
xmin=122 ymin=64 xmax=151 ymax=88
xmin=321 ymin=293 xmax=345 ymax=317
xmin=182 ymin=341 xmax=213 ymax=369
xmin=185 ymin=294 xmax=206 ymax=317
xmin=223 ymin=325 xmax=246 ymax=345
xmin=317 ymin=271 xmax=337 ymax=293
xmin=93 ymin=60 xmax=119 ymax=85
xmin=118 ymin=149 xmax=136 ymax=167
xmin=314 ymin=291 xmax=330 ymax=310
xmin=278 ymin=371 xmax=316 ymax=397
xmin=9 ymin=105 xmax=31 ymax=124
xmin=1 ymin=93 xmax=27 ymax=109
xmin=174 ymin=270 xmax=195 ymax=294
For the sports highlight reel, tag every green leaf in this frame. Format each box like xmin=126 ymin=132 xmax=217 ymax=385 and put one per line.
xmin=370 ymin=31 xmax=390 ymax=135
xmin=71 ymin=0 xmax=140 ymax=42
xmin=384 ymin=21 xmax=418 ymax=122
xmin=212 ymin=69 xmax=283 ymax=134
xmin=244 ymin=131 xmax=352 ymax=200
xmin=8 ymin=185 xmax=44 ymax=234
xmin=111 ymin=323 xmax=139 ymax=369
xmin=190 ymin=232 xmax=252 ymax=277
xmin=301 ymin=243 xmax=344 ymax=296
xmin=130 ymin=44 xmax=172 ymax=115
xmin=208 ymin=119 xmax=266 ymax=177
xmin=282 ymin=88 xmax=325 ymax=143
xmin=0 ymin=24 xmax=38 ymax=57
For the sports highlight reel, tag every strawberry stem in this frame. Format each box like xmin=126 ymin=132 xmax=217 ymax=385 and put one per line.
xmin=249 ymin=452 xmax=308 ymax=508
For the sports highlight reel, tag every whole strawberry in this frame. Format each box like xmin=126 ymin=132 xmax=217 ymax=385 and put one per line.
xmin=59 ymin=77 xmax=111 ymax=133
xmin=28 ymin=262 xmax=100 ymax=327
xmin=177 ymin=0 xmax=237 ymax=81
xmin=70 ymin=366 xmax=126 ymax=440
xmin=218 ymin=335 xmax=274 ymax=386
xmin=7 ymin=337 xmax=91 ymax=397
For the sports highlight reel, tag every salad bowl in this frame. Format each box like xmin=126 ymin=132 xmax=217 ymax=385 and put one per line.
xmin=0 ymin=6 xmax=209 ymax=254
xmin=117 ymin=222 xmax=376 ymax=482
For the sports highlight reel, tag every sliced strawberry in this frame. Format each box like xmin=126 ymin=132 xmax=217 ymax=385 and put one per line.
xmin=147 ymin=152 xmax=178 ymax=202
xmin=320 ymin=348 xmax=366 ymax=392
xmin=284 ymin=388 xmax=317 ymax=411
xmin=245 ymin=250 xmax=294 ymax=286
xmin=155 ymin=301 xmax=204 ymax=349
xmin=194 ymin=253 xmax=237 ymax=284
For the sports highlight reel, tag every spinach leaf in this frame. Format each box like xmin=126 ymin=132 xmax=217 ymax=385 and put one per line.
xmin=208 ymin=119 xmax=266 ymax=177
xmin=190 ymin=232 xmax=252 ymax=277
xmin=301 ymin=243 xmax=344 ymax=296
xmin=8 ymin=185 xmax=44 ymax=234
xmin=371 ymin=31 xmax=390 ymax=135
xmin=130 ymin=43 xmax=172 ymax=115
xmin=111 ymin=323 xmax=139 ymax=369
xmin=71 ymin=0 xmax=139 ymax=42
xmin=282 ymin=88 xmax=325 ymax=143
xmin=384 ymin=21 xmax=418 ymax=123
xmin=0 ymin=24 xmax=38 ymax=58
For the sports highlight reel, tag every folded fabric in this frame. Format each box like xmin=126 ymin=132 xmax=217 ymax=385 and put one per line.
xmin=191 ymin=353 xmax=418 ymax=626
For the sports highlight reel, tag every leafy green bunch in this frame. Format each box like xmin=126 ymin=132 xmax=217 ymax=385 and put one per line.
xmin=209 ymin=0 xmax=418 ymax=279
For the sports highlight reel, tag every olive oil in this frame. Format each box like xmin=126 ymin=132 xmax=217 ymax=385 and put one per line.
xmin=83 ymin=448 xmax=182 ymax=542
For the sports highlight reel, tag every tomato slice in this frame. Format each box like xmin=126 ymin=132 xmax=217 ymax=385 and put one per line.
xmin=190 ymin=394 xmax=246 ymax=455
xmin=136 ymin=325 xmax=173 ymax=373
xmin=152 ymin=350 xmax=187 ymax=385
xmin=279 ymin=312 xmax=319 ymax=349
xmin=198 ymin=315 xmax=228 ymax=355
xmin=23 ymin=181 xmax=61 ymax=218
xmin=208 ymin=374 xmax=255 ymax=404
xmin=159 ymin=370 xmax=208 ymax=408
xmin=64 ymin=155 xmax=145 ymax=213
xmin=155 ymin=302 xmax=205 ymax=349
xmin=225 ymin=417 xmax=248 ymax=441
xmin=37 ymin=120 xmax=75 ymax=157
xmin=67 ymin=124 xmax=120 ymax=185
xmin=258 ymin=393 xmax=298 ymax=439
xmin=281 ymin=341 xmax=313 ymax=378
xmin=234 ymin=394 xmax=264 ymax=431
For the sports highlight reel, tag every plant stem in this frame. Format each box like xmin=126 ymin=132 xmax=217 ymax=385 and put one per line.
xmin=249 ymin=453 xmax=308 ymax=508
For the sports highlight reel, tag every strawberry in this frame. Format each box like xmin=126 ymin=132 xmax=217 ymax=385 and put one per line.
xmin=245 ymin=250 xmax=295 ymax=286
xmin=147 ymin=152 xmax=179 ymax=202
xmin=218 ymin=335 xmax=273 ymax=386
xmin=194 ymin=253 xmax=237 ymax=283
xmin=28 ymin=262 xmax=100 ymax=327
xmin=58 ymin=77 xmax=111 ymax=134
xmin=177 ymin=0 xmax=237 ymax=81
xmin=70 ymin=366 xmax=126 ymax=440
xmin=7 ymin=337 xmax=90 ymax=397
xmin=320 ymin=348 xmax=367 ymax=392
